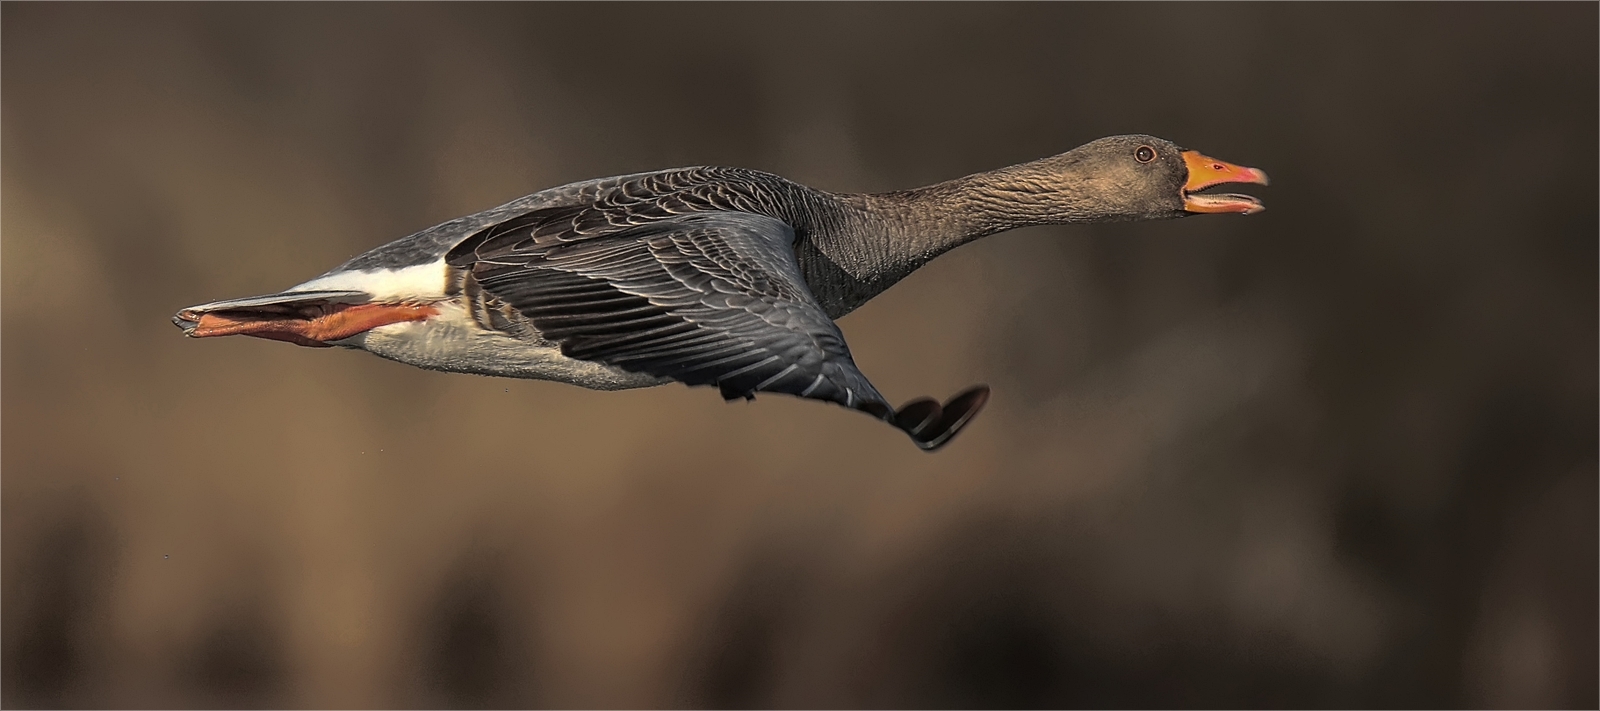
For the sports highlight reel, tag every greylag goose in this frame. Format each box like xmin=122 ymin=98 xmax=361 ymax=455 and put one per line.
xmin=174 ymin=135 xmax=1267 ymax=450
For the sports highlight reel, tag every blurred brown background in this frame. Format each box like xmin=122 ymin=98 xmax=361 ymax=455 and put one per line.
xmin=3 ymin=3 xmax=1595 ymax=708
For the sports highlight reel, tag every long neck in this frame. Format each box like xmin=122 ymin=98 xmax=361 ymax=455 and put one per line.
xmin=799 ymin=161 xmax=1099 ymax=317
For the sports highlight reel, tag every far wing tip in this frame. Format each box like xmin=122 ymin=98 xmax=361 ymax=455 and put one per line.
xmin=899 ymin=384 xmax=991 ymax=452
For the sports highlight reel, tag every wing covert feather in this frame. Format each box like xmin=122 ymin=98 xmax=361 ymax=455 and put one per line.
xmin=456 ymin=212 xmax=887 ymax=411
xmin=448 ymin=207 xmax=989 ymax=450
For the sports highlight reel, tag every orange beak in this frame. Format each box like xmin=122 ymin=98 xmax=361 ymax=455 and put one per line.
xmin=1182 ymin=150 xmax=1270 ymax=215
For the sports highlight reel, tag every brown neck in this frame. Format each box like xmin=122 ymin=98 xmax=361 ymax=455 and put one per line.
xmin=799 ymin=161 xmax=1107 ymax=317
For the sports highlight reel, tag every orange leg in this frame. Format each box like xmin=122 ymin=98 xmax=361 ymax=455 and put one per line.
xmin=190 ymin=303 xmax=438 ymax=347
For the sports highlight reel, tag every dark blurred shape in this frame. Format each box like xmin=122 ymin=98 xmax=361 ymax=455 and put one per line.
xmin=188 ymin=606 xmax=287 ymax=709
xmin=418 ymin=555 xmax=536 ymax=709
xmin=679 ymin=549 xmax=807 ymax=708
xmin=936 ymin=590 xmax=1062 ymax=708
xmin=871 ymin=516 xmax=1345 ymax=709
xmin=2 ymin=503 xmax=112 ymax=709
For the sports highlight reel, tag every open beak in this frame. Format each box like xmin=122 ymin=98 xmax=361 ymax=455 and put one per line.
xmin=1182 ymin=151 xmax=1269 ymax=215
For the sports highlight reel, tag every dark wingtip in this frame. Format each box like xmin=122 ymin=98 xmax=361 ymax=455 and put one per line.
xmin=892 ymin=397 xmax=941 ymax=435
xmin=894 ymin=384 xmax=991 ymax=452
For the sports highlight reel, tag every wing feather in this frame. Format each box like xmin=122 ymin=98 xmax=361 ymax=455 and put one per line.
xmin=448 ymin=209 xmax=988 ymax=450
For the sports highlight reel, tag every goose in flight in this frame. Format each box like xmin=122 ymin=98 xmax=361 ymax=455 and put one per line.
xmin=174 ymin=135 xmax=1267 ymax=451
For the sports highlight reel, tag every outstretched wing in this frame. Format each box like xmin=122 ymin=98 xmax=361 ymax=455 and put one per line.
xmin=451 ymin=212 xmax=884 ymax=408
xmin=447 ymin=211 xmax=987 ymax=450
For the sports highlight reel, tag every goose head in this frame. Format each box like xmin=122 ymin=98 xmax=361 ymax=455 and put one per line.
xmin=976 ymin=134 xmax=1269 ymax=224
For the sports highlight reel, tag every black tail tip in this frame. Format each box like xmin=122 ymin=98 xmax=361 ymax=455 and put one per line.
xmin=172 ymin=311 xmax=200 ymax=334
xmin=892 ymin=384 xmax=991 ymax=452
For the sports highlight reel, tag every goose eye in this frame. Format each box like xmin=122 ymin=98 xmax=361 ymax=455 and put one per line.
xmin=1135 ymin=146 xmax=1156 ymax=163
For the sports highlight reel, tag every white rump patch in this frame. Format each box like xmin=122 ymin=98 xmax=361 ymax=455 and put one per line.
xmin=287 ymin=262 xmax=449 ymax=302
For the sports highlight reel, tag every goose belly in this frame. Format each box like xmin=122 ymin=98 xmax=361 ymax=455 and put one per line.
xmin=342 ymin=302 xmax=667 ymax=391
